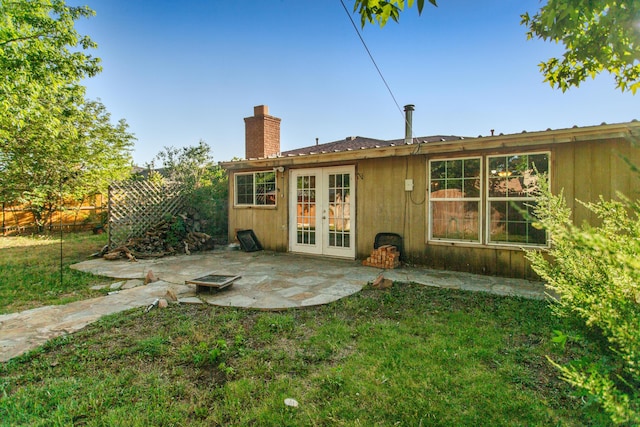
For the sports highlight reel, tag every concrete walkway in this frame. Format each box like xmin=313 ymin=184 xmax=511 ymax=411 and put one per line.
xmin=0 ymin=250 xmax=546 ymax=362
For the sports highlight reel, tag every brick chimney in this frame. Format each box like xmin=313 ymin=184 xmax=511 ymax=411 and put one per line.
xmin=244 ymin=105 xmax=281 ymax=159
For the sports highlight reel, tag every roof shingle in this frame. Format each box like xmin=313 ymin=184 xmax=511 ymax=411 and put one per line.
xmin=281 ymin=135 xmax=464 ymax=157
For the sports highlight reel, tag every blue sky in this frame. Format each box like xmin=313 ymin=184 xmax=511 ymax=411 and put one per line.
xmin=71 ymin=0 xmax=639 ymax=165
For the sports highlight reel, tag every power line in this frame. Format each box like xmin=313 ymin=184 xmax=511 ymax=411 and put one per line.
xmin=339 ymin=0 xmax=405 ymax=121
xmin=340 ymin=1 xmax=422 ymax=247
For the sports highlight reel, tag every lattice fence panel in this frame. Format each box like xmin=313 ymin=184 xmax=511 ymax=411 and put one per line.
xmin=108 ymin=180 xmax=185 ymax=249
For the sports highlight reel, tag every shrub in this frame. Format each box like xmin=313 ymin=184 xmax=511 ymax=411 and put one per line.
xmin=164 ymin=214 xmax=186 ymax=248
xmin=526 ymin=181 xmax=640 ymax=425
xmin=187 ymin=181 xmax=228 ymax=238
xmin=150 ymin=141 xmax=229 ymax=239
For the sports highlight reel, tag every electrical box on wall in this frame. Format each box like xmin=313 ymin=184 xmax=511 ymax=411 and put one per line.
xmin=404 ymin=179 xmax=414 ymax=191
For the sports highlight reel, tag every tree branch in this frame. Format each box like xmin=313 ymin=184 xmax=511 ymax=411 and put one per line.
xmin=0 ymin=32 xmax=48 ymax=47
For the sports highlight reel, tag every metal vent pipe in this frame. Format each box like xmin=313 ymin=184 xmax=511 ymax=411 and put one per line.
xmin=404 ymin=104 xmax=415 ymax=144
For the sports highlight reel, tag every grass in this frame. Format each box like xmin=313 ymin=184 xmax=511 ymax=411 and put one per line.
xmin=0 ymin=232 xmax=111 ymax=314
xmin=0 ymin=285 xmax=603 ymax=426
xmin=0 ymin=234 xmax=605 ymax=425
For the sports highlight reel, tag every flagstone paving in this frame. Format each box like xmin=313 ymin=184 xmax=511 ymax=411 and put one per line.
xmin=0 ymin=249 xmax=546 ymax=362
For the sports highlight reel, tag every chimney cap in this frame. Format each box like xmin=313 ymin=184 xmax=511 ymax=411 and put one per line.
xmin=254 ymin=105 xmax=269 ymax=116
xmin=404 ymin=104 xmax=415 ymax=111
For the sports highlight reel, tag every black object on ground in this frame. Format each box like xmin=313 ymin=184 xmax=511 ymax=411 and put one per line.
xmin=236 ymin=229 xmax=263 ymax=252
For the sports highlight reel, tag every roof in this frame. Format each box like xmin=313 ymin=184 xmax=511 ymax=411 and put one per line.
xmin=281 ymin=135 xmax=465 ymax=157
xmin=220 ymin=120 xmax=640 ymax=170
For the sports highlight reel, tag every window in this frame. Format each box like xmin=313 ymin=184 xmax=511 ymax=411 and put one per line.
xmin=429 ymin=157 xmax=481 ymax=242
xmin=428 ymin=152 xmax=549 ymax=247
xmin=234 ymin=171 xmax=276 ymax=206
xmin=487 ymin=153 xmax=548 ymax=245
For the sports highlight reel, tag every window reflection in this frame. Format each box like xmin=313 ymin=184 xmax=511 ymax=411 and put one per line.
xmin=296 ymin=175 xmax=316 ymax=245
xmin=488 ymin=153 xmax=549 ymax=245
xmin=429 ymin=153 xmax=549 ymax=246
xmin=235 ymin=171 xmax=276 ymax=206
xmin=328 ymin=173 xmax=351 ymax=248
xmin=429 ymin=158 xmax=481 ymax=242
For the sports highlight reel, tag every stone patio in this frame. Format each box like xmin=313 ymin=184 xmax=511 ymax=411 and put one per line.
xmin=0 ymin=249 xmax=546 ymax=362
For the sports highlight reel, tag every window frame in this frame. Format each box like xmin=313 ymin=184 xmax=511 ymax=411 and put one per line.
xmin=426 ymin=151 xmax=550 ymax=248
xmin=485 ymin=152 xmax=550 ymax=247
xmin=428 ymin=156 xmax=483 ymax=244
xmin=234 ymin=170 xmax=277 ymax=207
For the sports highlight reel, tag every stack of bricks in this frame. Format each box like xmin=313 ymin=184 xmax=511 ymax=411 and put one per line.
xmin=362 ymin=245 xmax=401 ymax=269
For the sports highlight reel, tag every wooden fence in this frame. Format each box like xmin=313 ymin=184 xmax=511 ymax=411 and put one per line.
xmin=2 ymin=182 xmax=229 ymax=247
xmin=1 ymin=194 xmax=106 ymax=236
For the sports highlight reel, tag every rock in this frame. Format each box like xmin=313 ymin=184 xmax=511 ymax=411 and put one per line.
xmin=372 ymin=274 xmax=393 ymax=289
xmin=122 ymin=279 xmax=144 ymax=290
xmin=144 ymin=270 xmax=159 ymax=285
xmin=372 ymin=273 xmax=383 ymax=287
xmin=178 ymin=297 xmax=204 ymax=304
xmin=157 ymin=298 xmax=169 ymax=309
xmin=284 ymin=398 xmax=299 ymax=408
xmin=165 ymin=289 xmax=178 ymax=302
xmin=109 ymin=281 xmax=125 ymax=290
xmin=90 ymin=284 xmax=109 ymax=290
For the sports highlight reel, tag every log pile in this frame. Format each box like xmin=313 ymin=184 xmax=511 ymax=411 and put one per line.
xmin=103 ymin=212 xmax=215 ymax=260
xmin=362 ymin=245 xmax=401 ymax=269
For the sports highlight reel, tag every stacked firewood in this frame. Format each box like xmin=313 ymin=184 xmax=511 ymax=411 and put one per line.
xmin=103 ymin=213 xmax=215 ymax=260
xmin=362 ymin=245 xmax=401 ymax=269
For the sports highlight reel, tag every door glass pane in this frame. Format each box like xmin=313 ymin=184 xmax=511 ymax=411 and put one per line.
xmin=328 ymin=173 xmax=351 ymax=248
xmin=296 ymin=175 xmax=316 ymax=245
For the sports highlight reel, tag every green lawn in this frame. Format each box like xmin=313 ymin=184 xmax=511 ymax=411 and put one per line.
xmin=0 ymin=234 xmax=603 ymax=426
xmin=0 ymin=232 xmax=111 ymax=314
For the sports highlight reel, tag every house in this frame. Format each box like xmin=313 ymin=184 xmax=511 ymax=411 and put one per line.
xmin=220 ymin=105 xmax=640 ymax=279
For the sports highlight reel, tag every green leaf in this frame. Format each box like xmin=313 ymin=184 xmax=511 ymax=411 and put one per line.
xmin=551 ymin=330 xmax=568 ymax=349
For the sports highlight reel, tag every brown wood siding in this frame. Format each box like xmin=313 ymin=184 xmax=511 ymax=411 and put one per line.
xmin=553 ymin=143 xmax=576 ymax=219
xmin=612 ymin=137 xmax=640 ymax=199
xmin=227 ymin=171 xmax=288 ymax=251
xmin=356 ymin=136 xmax=639 ymax=279
xmin=355 ymin=156 xmax=427 ymax=260
xmin=225 ymin=127 xmax=639 ymax=280
xmin=553 ymin=137 xmax=640 ymax=226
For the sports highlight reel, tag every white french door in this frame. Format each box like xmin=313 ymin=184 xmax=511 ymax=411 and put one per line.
xmin=289 ymin=166 xmax=355 ymax=258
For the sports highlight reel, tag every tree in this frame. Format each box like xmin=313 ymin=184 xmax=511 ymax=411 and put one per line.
xmin=0 ymin=97 xmax=134 ymax=229
xmin=150 ymin=141 xmax=229 ymax=237
xmin=0 ymin=0 xmax=101 ymax=136
xmin=522 ymin=1 xmax=640 ymax=93
xmin=353 ymin=0 xmax=640 ymax=93
xmin=0 ymin=0 xmax=134 ymax=229
xmin=354 ymin=0 xmax=436 ymax=27
xmin=152 ymin=140 xmax=216 ymax=193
